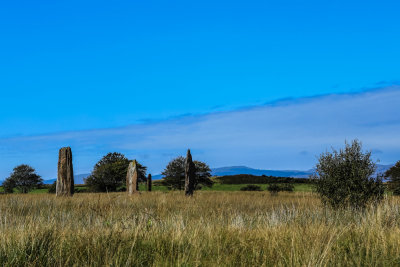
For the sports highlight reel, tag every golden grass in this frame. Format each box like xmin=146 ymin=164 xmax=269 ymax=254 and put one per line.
xmin=0 ymin=191 xmax=400 ymax=266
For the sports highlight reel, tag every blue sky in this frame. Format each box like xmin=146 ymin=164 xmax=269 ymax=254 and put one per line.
xmin=1 ymin=0 xmax=400 ymax=179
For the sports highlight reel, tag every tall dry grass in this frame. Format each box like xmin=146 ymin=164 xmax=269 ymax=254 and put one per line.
xmin=0 ymin=191 xmax=399 ymax=266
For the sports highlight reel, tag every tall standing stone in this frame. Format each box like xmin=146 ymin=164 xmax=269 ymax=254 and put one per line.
xmin=185 ymin=149 xmax=196 ymax=196
xmin=147 ymin=174 xmax=152 ymax=192
xmin=126 ymin=160 xmax=139 ymax=195
xmin=56 ymin=147 xmax=74 ymax=196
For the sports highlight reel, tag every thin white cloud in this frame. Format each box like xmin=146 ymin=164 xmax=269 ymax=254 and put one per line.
xmin=1 ymin=86 xmax=399 ymax=179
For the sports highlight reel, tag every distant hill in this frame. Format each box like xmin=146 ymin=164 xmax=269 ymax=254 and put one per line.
xmin=151 ymin=166 xmax=313 ymax=180
xmin=42 ymin=173 xmax=90 ymax=185
xmin=211 ymin=164 xmax=394 ymax=179
xmin=214 ymin=174 xmax=309 ymax=184
xmin=211 ymin=166 xmax=313 ymax=178
xmin=14 ymin=164 xmax=394 ymax=185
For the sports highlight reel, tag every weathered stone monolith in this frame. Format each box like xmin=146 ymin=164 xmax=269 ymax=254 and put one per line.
xmin=185 ymin=149 xmax=196 ymax=196
xmin=147 ymin=174 xmax=152 ymax=191
xmin=126 ymin=160 xmax=139 ymax=195
xmin=56 ymin=147 xmax=74 ymax=196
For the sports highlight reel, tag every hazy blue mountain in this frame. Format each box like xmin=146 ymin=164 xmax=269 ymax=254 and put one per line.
xmin=42 ymin=173 xmax=90 ymax=185
xmin=211 ymin=166 xmax=313 ymax=178
xmin=24 ymin=164 xmax=396 ymax=184
xmin=211 ymin=165 xmax=394 ymax=178
xmin=152 ymin=166 xmax=312 ymax=180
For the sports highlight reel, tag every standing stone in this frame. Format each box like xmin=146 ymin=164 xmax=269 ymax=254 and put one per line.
xmin=185 ymin=149 xmax=196 ymax=196
xmin=147 ymin=174 xmax=152 ymax=192
xmin=126 ymin=160 xmax=139 ymax=195
xmin=56 ymin=147 xmax=74 ymax=196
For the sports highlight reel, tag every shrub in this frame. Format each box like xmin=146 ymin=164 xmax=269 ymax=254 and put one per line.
xmin=2 ymin=178 xmax=16 ymax=194
xmin=240 ymin=185 xmax=262 ymax=191
xmin=75 ymin=187 xmax=90 ymax=193
xmin=385 ymin=161 xmax=400 ymax=194
xmin=267 ymin=184 xmax=282 ymax=195
xmin=312 ymin=140 xmax=384 ymax=209
xmin=393 ymin=187 xmax=400 ymax=196
xmin=48 ymin=182 xmax=57 ymax=194
xmin=280 ymin=184 xmax=294 ymax=192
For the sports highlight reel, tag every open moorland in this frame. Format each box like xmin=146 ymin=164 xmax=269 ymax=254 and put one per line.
xmin=0 ymin=191 xmax=400 ymax=266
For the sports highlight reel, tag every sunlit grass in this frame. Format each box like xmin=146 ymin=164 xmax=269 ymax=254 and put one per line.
xmin=1 ymin=183 xmax=313 ymax=194
xmin=0 ymin=191 xmax=399 ymax=266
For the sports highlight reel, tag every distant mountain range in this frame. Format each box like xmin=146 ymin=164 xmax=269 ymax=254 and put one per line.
xmin=36 ymin=164 xmax=393 ymax=184
xmin=42 ymin=173 xmax=90 ymax=185
xmin=211 ymin=166 xmax=313 ymax=178
xmin=211 ymin=164 xmax=394 ymax=178
xmin=149 ymin=166 xmax=315 ymax=180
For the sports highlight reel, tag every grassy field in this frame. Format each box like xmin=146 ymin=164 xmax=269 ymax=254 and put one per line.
xmin=0 ymin=183 xmax=314 ymax=194
xmin=201 ymin=183 xmax=313 ymax=192
xmin=0 ymin=191 xmax=399 ymax=266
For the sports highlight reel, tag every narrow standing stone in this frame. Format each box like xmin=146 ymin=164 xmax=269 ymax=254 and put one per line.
xmin=126 ymin=160 xmax=139 ymax=194
xmin=147 ymin=174 xmax=152 ymax=192
xmin=56 ymin=147 xmax=74 ymax=196
xmin=185 ymin=149 xmax=196 ymax=196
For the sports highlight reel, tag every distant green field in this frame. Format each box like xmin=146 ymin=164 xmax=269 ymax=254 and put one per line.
xmin=1 ymin=183 xmax=314 ymax=194
xmin=201 ymin=183 xmax=313 ymax=192
xmin=138 ymin=183 xmax=169 ymax=192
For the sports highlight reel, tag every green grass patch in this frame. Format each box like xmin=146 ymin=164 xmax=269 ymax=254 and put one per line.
xmin=30 ymin=188 xmax=50 ymax=194
xmin=202 ymin=183 xmax=314 ymax=192
xmin=1 ymin=183 xmax=314 ymax=194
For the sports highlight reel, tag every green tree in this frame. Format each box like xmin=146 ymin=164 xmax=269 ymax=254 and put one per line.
xmin=85 ymin=152 xmax=147 ymax=192
xmin=2 ymin=177 xmax=16 ymax=193
xmin=161 ymin=156 xmax=213 ymax=190
xmin=2 ymin=164 xmax=43 ymax=193
xmin=385 ymin=161 xmax=400 ymax=195
xmin=312 ymin=140 xmax=384 ymax=209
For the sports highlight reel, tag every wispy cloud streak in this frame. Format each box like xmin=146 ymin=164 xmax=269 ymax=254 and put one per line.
xmin=1 ymin=87 xmax=399 ymax=179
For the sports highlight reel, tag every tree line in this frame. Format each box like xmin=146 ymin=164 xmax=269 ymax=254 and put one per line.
xmin=1 ymin=152 xmax=214 ymax=193
xmin=2 ymin=140 xmax=400 ymax=210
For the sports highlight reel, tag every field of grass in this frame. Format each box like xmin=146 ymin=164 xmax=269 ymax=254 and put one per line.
xmin=145 ymin=183 xmax=314 ymax=192
xmin=201 ymin=183 xmax=313 ymax=192
xmin=1 ymin=183 xmax=314 ymax=194
xmin=0 ymin=191 xmax=400 ymax=266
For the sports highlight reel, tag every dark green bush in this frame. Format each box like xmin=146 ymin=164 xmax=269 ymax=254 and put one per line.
xmin=266 ymin=184 xmax=294 ymax=195
xmin=48 ymin=182 xmax=56 ymax=194
xmin=75 ymin=187 xmax=90 ymax=193
xmin=240 ymin=185 xmax=262 ymax=191
xmin=386 ymin=161 xmax=400 ymax=194
xmin=2 ymin=178 xmax=16 ymax=193
xmin=267 ymin=184 xmax=282 ymax=195
xmin=393 ymin=187 xmax=400 ymax=196
xmin=280 ymin=184 xmax=294 ymax=192
xmin=312 ymin=140 xmax=384 ymax=209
